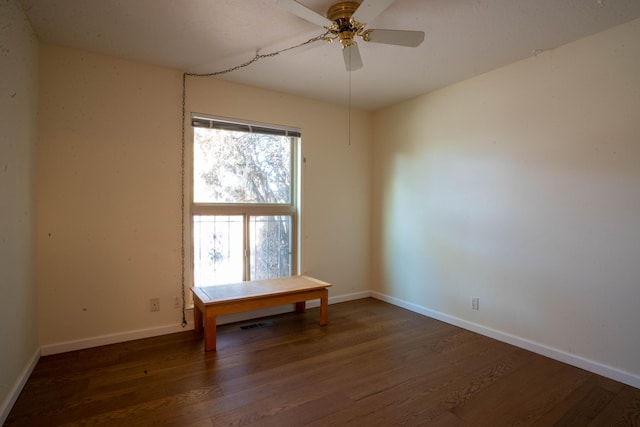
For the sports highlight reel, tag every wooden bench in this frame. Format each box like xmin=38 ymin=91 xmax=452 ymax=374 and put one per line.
xmin=191 ymin=275 xmax=331 ymax=351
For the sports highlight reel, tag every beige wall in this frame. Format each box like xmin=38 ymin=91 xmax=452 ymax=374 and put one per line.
xmin=0 ymin=0 xmax=40 ymax=420
xmin=37 ymin=44 xmax=372 ymax=349
xmin=372 ymin=18 xmax=640 ymax=385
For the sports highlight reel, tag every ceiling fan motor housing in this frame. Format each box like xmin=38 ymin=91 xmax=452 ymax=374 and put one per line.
xmin=326 ymin=1 xmax=359 ymax=21
xmin=326 ymin=1 xmax=363 ymax=48
xmin=277 ymin=0 xmax=425 ymax=71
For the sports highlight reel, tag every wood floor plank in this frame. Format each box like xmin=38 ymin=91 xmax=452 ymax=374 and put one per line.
xmin=304 ymin=338 xmax=531 ymax=425
xmin=587 ymin=386 xmax=640 ymax=426
xmin=451 ymin=355 xmax=592 ymax=425
xmin=5 ymin=298 xmax=640 ymax=426
xmin=531 ymin=377 xmax=618 ymax=426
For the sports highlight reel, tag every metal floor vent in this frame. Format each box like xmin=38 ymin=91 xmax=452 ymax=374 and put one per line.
xmin=240 ymin=320 xmax=276 ymax=330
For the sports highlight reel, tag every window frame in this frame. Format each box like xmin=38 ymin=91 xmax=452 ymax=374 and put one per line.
xmin=188 ymin=113 xmax=301 ymax=287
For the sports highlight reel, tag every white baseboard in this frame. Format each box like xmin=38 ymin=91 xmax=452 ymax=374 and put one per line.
xmin=8 ymin=288 xmax=638 ymax=427
xmin=40 ymin=321 xmax=194 ymax=356
xmin=312 ymin=290 xmax=372 ymax=306
xmin=1 ymin=346 xmax=40 ymax=426
xmin=39 ymin=292 xmax=372 ymax=356
xmin=371 ymin=291 xmax=640 ymax=390
xmin=210 ymin=291 xmax=371 ymax=325
xmin=38 ymin=290 xmax=638 ymax=390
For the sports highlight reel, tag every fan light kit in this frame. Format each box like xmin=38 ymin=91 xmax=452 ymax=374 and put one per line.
xmin=277 ymin=0 xmax=425 ymax=71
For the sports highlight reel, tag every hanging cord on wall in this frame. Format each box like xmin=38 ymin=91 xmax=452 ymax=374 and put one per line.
xmin=348 ymin=61 xmax=352 ymax=146
xmin=184 ymin=30 xmax=330 ymax=79
xmin=178 ymin=31 xmax=330 ymax=327
xmin=180 ymin=72 xmax=188 ymax=327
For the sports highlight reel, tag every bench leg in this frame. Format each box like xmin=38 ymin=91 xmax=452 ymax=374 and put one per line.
xmin=204 ymin=309 xmax=217 ymax=351
xmin=295 ymin=301 xmax=306 ymax=313
xmin=194 ymin=304 xmax=203 ymax=333
xmin=319 ymin=289 xmax=328 ymax=326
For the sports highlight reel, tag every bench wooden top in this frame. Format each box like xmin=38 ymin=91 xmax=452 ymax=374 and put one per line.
xmin=191 ymin=275 xmax=331 ymax=306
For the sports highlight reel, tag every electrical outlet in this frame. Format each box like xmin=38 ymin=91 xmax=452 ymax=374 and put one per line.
xmin=472 ymin=297 xmax=480 ymax=310
xmin=150 ymin=298 xmax=160 ymax=312
xmin=173 ymin=296 xmax=181 ymax=309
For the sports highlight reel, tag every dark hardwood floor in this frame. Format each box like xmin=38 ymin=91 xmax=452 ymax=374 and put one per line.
xmin=6 ymin=298 xmax=640 ymax=426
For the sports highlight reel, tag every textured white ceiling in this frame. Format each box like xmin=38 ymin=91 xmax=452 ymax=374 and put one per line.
xmin=18 ymin=0 xmax=640 ymax=111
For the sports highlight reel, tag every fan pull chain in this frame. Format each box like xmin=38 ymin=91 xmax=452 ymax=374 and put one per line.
xmin=348 ymin=64 xmax=352 ymax=146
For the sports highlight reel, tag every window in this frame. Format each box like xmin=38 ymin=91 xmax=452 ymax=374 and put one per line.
xmin=191 ymin=114 xmax=300 ymax=286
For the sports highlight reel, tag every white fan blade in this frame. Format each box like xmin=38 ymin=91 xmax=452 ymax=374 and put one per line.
xmin=343 ymin=44 xmax=363 ymax=71
xmin=364 ymin=29 xmax=425 ymax=47
xmin=279 ymin=38 xmax=326 ymax=56
xmin=277 ymin=0 xmax=333 ymax=27
xmin=352 ymin=0 xmax=396 ymax=24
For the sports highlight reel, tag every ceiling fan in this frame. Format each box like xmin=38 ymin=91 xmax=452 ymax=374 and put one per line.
xmin=277 ymin=0 xmax=425 ymax=71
